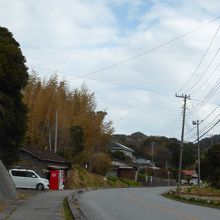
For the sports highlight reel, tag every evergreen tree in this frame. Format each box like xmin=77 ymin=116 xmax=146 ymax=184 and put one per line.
xmin=201 ymin=144 xmax=220 ymax=188
xmin=0 ymin=27 xmax=28 ymax=166
xmin=71 ymin=125 xmax=84 ymax=154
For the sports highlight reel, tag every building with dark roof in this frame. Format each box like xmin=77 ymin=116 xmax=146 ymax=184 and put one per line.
xmin=108 ymin=142 xmax=135 ymax=161
xmin=14 ymin=147 xmax=71 ymax=184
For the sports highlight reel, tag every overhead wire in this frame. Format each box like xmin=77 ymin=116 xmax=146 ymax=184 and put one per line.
xmin=118 ymin=112 xmax=177 ymax=121
xmin=190 ymin=61 xmax=220 ymax=95
xmin=31 ymin=15 xmax=220 ymax=82
xmin=185 ymin=103 xmax=220 ymax=135
xmin=188 ymin=76 xmax=220 ymax=115
xmin=186 ymin=109 xmax=220 ymax=141
xmin=177 ymin=24 xmax=220 ymax=93
xmin=30 ymin=66 xmax=174 ymax=97
xmin=187 ymin=45 xmax=220 ymax=93
xmin=193 ymin=119 xmax=220 ymax=143
xmin=106 ymin=101 xmax=179 ymax=110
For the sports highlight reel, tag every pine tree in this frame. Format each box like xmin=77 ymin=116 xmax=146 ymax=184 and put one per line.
xmin=0 ymin=27 xmax=28 ymax=166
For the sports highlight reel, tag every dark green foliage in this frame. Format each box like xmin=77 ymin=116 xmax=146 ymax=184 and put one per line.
xmin=111 ymin=150 xmax=126 ymax=161
xmin=0 ymin=27 xmax=28 ymax=166
xmin=112 ymin=133 xmax=196 ymax=169
xmin=201 ymin=144 xmax=220 ymax=188
xmin=167 ymin=141 xmax=196 ymax=169
xmin=70 ymin=125 xmax=84 ymax=154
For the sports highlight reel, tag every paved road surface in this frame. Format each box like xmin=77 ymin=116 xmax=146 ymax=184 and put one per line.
xmin=0 ymin=190 xmax=73 ymax=220
xmin=78 ymin=187 xmax=220 ymax=220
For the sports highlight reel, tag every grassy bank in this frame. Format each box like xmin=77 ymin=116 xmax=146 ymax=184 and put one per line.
xmin=163 ymin=187 xmax=220 ymax=209
xmin=179 ymin=186 xmax=220 ymax=196
xmin=0 ymin=202 xmax=6 ymax=212
xmin=63 ymin=197 xmax=74 ymax=220
xmin=66 ymin=165 xmax=140 ymax=189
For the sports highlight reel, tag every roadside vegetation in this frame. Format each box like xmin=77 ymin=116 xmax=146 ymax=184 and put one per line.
xmin=164 ymin=186 xmax=220 ymax=209
xmin=179 ymin=185 xmax=220 ymax=196
xmin=63 ymin=197 xmax=74 ymax=220
xmin=0 ymin=202 xmax=6 ymax=212
xmin=66 ymin=165 xmax=140 ymax=189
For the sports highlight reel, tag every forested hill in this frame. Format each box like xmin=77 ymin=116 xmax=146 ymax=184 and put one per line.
xmin=112 ymin=132 xmax=219 ymax=168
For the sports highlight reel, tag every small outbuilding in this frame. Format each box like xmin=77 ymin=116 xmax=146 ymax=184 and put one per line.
xmin=14 ymin=147 xmax=71 ymax=184
xmin=108 ymin=160 xmax=138 ymax=181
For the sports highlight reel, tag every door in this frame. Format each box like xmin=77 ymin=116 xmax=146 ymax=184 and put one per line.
xmin=25 ymin=171 xmax=39 ymax=188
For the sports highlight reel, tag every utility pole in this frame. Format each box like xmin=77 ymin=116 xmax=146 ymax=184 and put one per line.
xmin=151 ymin=141 xmax=155 ymax=167
xmin=54 ymin=110 xmax=58 ymax=153
xmin=48 ymin=119 xmax=52 ymax=152
xmin=175 ymin=94 xmax=190 ymax=188
xmin=211 ymin=134 xmax=214 ymax=148
xmin=192 ymin=120 xmax=201 ymax=187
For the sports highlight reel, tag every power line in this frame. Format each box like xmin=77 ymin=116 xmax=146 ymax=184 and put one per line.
xmin=186 ymin=110 xmax=220 ymax=141
xmin=106 ymin=101 xmax=179 ymax=110
xmin=30 ymin=66 xmax=173 ymax=97
xmin=71 ymin=16 xmax=220 ymax=79
xmin=194 ymin=119 xmax=220 ymax=143
xmin=31 ymin=15 xmax=220 ymax=82
xmin=185 ymin=104 xmax=220 ymax=135
xmin=177 ymin=24 xmax=220 ymax=93
xmin=188 ymin=46 xmax=220 ymax=93
xmin=190 ymin=61 xmax=220 ymax=95
xmin=188 ymin=77 xmax=220 ymax=114
xmin=118 ymin=112 xmax=177 ymax=121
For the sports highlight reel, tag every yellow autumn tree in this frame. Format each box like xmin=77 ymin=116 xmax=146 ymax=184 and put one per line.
xmin=23 ymin=71 xmax=114 ymax=174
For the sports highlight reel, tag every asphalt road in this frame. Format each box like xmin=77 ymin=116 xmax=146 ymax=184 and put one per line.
xmin=0 ymin=190 xmax=73 ymax=220
xmin=78 ymin=187 xmax=220 ymax=220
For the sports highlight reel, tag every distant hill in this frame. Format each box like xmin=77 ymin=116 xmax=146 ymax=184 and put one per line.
xmin=112 ymin=132 xmax=220 ymax=169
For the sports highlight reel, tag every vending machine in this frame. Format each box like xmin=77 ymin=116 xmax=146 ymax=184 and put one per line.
xmin=49 ymin=170 xmax=64 ymax=190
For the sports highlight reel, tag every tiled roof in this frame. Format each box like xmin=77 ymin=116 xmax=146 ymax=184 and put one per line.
xmin=22 ymin=147 xmax=70 ymax=164
xmin=112 ymin=161 xmax=133 ymax=169
xmin=108 ymin=142 xmax=134 ymax=152
xmin=182 ymin=170 xmax=195 ymax=176
xmin=136 ymin=158 xmax=151 ymax=164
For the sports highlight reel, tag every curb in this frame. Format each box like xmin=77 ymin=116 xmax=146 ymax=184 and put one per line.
xmin=67 ymin=186 xmax=170 ymax=219
xmin=67 ymin=190 xmax=87 ymax=220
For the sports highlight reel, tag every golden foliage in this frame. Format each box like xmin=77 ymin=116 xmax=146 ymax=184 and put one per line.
xmin=23 ymin=72 xmax=114 ymax=162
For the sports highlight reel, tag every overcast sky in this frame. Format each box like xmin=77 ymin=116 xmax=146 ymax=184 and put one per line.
xmin=1 ymin=0 xmax=220 ymax=141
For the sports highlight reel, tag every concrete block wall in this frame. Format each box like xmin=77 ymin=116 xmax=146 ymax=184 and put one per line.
xmin=0 ymin=160 xmax=16 ymax=202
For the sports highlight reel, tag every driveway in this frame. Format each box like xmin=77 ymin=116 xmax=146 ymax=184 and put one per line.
xmin=0 ymin=190 xmax=73 ymax=220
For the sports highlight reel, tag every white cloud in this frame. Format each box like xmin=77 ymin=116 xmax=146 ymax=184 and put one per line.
xmin=1 ymin=0 xmax=220 ymax=139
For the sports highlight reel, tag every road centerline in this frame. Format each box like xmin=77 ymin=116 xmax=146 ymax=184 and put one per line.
xmin=126 ymin=192 xmax=199 ymax=220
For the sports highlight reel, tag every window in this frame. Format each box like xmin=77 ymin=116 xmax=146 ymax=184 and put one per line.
xmin=26 ymin=171 xmax=37 ymax=178
xmin=11 ymin=171 xmax=26 ymax=177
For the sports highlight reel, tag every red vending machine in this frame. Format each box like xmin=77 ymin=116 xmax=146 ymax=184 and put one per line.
xmin=49 ymin=170 xmax=64 ymax=190
xmin=50 ymin=170 xmax=59 ymax=190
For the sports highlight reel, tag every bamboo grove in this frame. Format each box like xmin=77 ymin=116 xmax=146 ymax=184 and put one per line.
xmin=22 ymin=72 xmax=114 ymax=174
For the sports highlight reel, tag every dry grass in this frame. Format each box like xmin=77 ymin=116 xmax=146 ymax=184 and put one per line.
xmin=181 ymin=186 xmax=220 ymax=196
xmin=66 ymin=165 xmax=133 ymax=189
xmin=0 ymin=202 xmax=7 ymax=212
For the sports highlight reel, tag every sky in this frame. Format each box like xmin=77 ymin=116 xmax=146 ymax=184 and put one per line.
xmin=1 ymin=0 xmax=220 ymax=141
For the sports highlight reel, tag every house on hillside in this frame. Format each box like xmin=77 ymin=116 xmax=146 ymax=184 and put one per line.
xmin=14 ymin=147 xmax=71 ymax=184
xmin=182 ymin=169 xmax=199 ymax=185
xmin=107 ymin=160 xmax=138 ymax=181
xmin=135 ymin=158 xmax=150 ymax=167
xmin=108 ymin=142 xmax=135 ymax=161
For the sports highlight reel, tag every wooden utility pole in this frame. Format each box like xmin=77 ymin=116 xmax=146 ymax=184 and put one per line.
xmin=175 ymin=94 xmax=190 ymax=187
xmin=193 ymin=120 xmax=201 ymax=187
xmin=151 ymin=141 xmax=155 ymax=167
xmin=54 ymin=110 xmax=58 ymax=153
